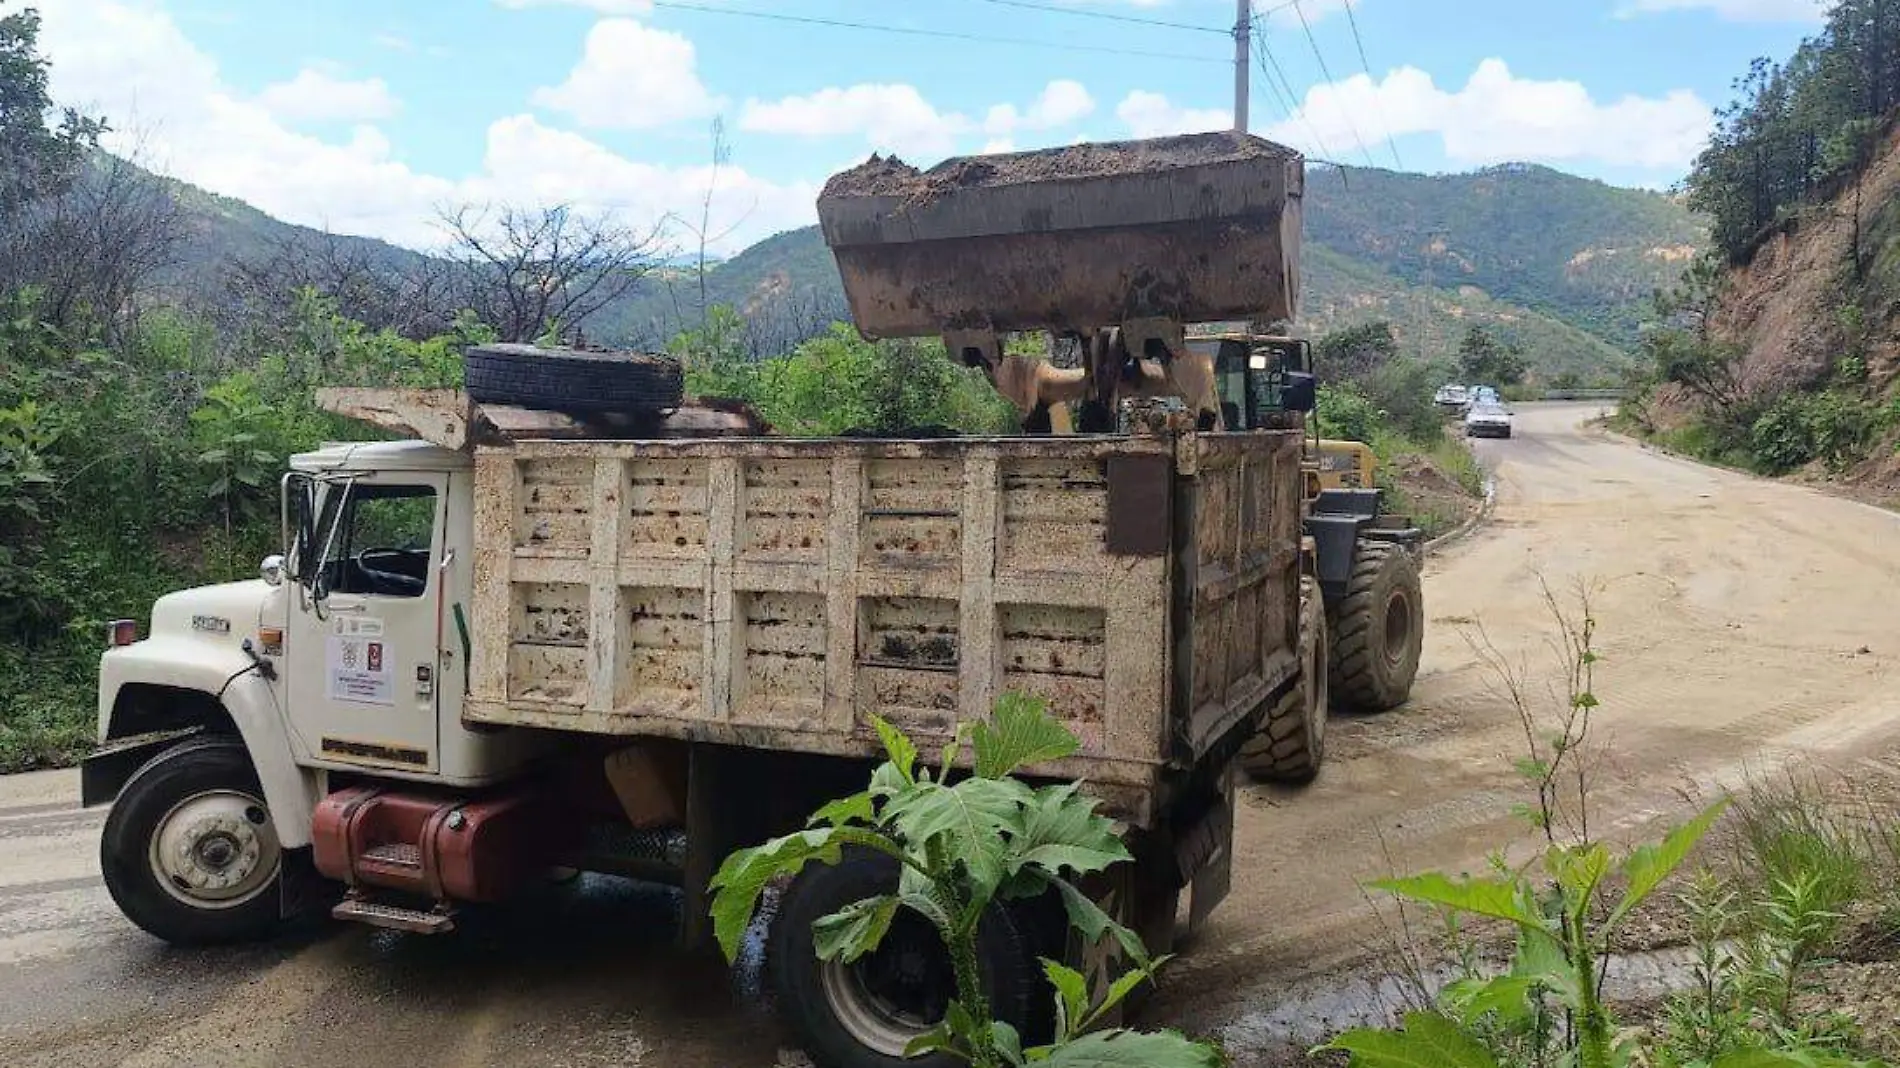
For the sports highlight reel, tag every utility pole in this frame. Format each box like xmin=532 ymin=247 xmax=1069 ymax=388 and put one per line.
xmin=1234 ymin=0 xmax=1250 ymax=132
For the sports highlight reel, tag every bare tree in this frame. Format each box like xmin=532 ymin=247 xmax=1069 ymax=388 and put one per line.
xmin=440 ymin=202 xmax=665 ymax=344
xmin=224 ymin=229 xmax=460 ymax=340
xmin=0 ymin=144 xmax=186 ymax=337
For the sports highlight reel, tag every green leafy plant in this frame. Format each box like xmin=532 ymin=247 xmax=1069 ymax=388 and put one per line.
xmin=708 ymin=695 xmax=1223 ymax=1068
xmin=1319 ymin=799 xmax=1731 ymax=1068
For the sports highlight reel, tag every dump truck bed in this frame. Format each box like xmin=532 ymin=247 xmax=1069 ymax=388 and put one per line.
xmin=818 ymin=132 xmax=1304 ymax=338
xmin=459 ymin=428 xmax=1305 ymax=823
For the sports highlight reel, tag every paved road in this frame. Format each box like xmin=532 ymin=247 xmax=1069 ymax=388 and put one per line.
xmin=5 ymin=403 xmax=1899 ymax=1066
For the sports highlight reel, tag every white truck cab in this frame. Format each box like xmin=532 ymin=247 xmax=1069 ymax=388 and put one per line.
xmin=85 ymin=439 xmax=549 ymax=944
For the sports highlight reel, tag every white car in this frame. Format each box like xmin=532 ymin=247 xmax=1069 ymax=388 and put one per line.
xmin=1465 ymin=402 xmax=1513 ymax=439
xmin=1434 ymin=384 xmax=1470 ymax=411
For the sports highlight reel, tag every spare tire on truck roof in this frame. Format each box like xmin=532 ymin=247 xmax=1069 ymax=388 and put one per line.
xmin=464 ymin=343 xmax=685 ymax=415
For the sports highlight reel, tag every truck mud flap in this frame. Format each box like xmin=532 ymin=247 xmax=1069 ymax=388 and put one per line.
xmin=80 ymin=728 xmax=204 ymax=808
xmin=1174 ymin=769 xmax=1235 ymax=934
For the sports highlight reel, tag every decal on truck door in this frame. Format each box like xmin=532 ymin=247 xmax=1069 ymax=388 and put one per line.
xmin=328 ymin=634 xmax=394 ymax=706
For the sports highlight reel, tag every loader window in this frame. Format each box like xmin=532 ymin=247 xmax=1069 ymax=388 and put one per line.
xmin=316 ymin=485 xmax=438 ymax=599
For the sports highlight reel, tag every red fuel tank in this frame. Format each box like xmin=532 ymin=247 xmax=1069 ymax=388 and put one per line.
xmin=311 ymin=785 xmax=563 ymax=904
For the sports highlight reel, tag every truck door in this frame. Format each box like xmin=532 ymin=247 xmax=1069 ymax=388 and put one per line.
xmin=288 ymin=473 xmax=448 ymax=775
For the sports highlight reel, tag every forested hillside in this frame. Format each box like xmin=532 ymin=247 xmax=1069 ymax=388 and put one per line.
xmin=1625 ymin=0 xmax=1900 ymax=493
xmin=1302 ymin=163 xmax=1705 ymax=344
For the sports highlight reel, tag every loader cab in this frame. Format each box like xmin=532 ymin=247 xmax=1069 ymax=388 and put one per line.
xmin=1196 ymin=334 xmax=1317 ymax=431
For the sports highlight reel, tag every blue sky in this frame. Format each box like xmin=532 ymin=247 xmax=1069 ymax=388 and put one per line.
xmin=35 ymin=0 xmax=1823 ymax=254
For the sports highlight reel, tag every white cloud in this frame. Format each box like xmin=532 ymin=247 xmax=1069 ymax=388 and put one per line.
xmin=37 ymin=0 xmax=811 ymax=253
xmin=1261 ymin=59 xmax=1712 ymax=172
xmin=1615 ymin=0 xmax=1826 ymax=21
xmin=984 ymin=79 xmax=1095 ymax=136
xmin=743 ymin=79 xmax=1095 ymax=159
xmin=465 ymin=115 xmax=818 ymax=248
xmin=496 ymin=0 xmax=653 ymax=12
xmin=742 ymin=84 xmax=967 ymax=158
xmin=532 ymin=18 xmax=720 ymax=129
xmin=1116 ymin=91 xmax=1232 ymax=138
xmin=257 ymin=68 xmax=399 ymax=124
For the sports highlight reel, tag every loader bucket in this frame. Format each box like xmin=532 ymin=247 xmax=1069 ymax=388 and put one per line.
xmin=816 ymin=131 xmax=1304 ymax=340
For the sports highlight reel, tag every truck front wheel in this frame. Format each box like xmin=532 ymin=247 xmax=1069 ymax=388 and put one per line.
xmin=770 ymin=849 xmax=1045 ymax=1068
xmin=100 ymin=737 xmax=285 ymax=946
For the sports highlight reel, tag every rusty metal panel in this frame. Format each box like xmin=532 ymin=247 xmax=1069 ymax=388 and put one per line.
xmin=1170 ymin=431 xmax=1304 ymax=758
xmin=1104 ymin=454 xmax=1171 ymax=558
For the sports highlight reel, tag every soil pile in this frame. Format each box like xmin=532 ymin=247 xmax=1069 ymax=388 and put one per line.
xmin=819 ymin=131 xmax=1299 ymax=202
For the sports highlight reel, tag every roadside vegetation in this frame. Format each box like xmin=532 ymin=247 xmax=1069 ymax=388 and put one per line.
xmin=1334 ymin=585 xmax=1900 ymax=1067
xmin=1312 ymin=320 xmax=1491 ymax=537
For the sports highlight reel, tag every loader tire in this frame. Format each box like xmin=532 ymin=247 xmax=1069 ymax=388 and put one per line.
xmin=1328 ymin=541 xmax=1424 ymax=713
xmin=464 ymin=343 xmax=684 ymax=414
xmin=1241 ymin=577 xmax=1326 ymax=784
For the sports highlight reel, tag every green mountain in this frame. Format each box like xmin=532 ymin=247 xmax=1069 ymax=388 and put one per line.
xmin=1301 ymin=162 xmax=1706 ymax=344
xmin=153 ymin=156 xmax=1702 ymax=382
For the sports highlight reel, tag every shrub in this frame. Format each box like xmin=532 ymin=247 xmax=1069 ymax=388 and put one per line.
xmin=1749 ymin=392 xmax=1874 ymax=474
xmin=1318 ymin=384 xmax=1383 ymax=445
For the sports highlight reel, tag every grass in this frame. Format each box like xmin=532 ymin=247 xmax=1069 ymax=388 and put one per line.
xmin=1728 ymin=772 xmax=1871 ymax=940
xmin=1428 ymin=433 xmax=1488 ymax=496
xmin=0 ymin=651 xmax=95 ymax=774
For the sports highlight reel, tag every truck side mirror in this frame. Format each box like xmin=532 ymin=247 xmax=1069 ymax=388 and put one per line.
xmin=1280 ymin=371 xmax=1317 ymax=414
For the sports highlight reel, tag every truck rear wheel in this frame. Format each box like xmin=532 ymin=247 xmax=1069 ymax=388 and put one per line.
xmin=100 ymin=737 xmax=285 ymax=946
xmin=464 ymin=343 xmax=684 ymax=414
xmin=1328 ymin=541 xmax=1424 ymax=713
xmin=769 ymin=849 xmax=1045 ymax=1068
xmin=1241 ymin=578 xmax=1326 ymax=784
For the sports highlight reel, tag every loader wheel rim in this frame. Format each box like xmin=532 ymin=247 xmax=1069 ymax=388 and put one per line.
xmin=148 ymin=789 xmax=280 ymax=910
xmin=1382 ymin=590 xmax=1413 ymax=667
xmin=819 ymin=910 xmax=954 ymax=1056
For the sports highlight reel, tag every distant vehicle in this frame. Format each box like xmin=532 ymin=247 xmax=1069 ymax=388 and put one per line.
xmin=1434 ymin=384 xmax=1470 ymax=411
xmin=1469 ymin=385 xmax=1500 ymax=405
xmin=1465 ymin=401 xmax=1513 ymax=439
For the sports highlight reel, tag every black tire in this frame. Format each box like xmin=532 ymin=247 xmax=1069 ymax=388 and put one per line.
xmin=770 ymin=849 xmax=1046 ymax=1068
xmin=1241 ymin=577 xmax=1327 ymax=783
xmin=1328 ymin=541 xmax=1425 ymax=713
xmin=100 ymin=737 xmax=285 ymax=946
xmin=464 ymin=343 xmax=684 ymax=414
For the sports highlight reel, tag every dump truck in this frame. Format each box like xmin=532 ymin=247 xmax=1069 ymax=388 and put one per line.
xmin=81 ymin=132 xmax=1334 ymax=1068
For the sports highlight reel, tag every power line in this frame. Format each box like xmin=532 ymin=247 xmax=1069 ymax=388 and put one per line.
xmin=968 ymin=0 xmax=1229 ymax=35
xmin=647 ymin=1 xmax=1227 ymax=64
xmin=1340 ymin=0 xmax=1405 ymax=169
xmin=1285 ymin=0 xmax=1379 ymax=168
xmin=1251 ymin=26 xmax=1337 ymax=166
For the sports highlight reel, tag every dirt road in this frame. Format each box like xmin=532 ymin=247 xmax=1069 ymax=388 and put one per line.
xmin=4 ymin=403 xmax=1898 ymax=1066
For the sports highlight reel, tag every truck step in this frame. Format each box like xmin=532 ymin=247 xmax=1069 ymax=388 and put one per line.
xmin=332 ymin=897 xmax=455 ymax=935
xmin=360 ymin=843 xmax=422 ymax=868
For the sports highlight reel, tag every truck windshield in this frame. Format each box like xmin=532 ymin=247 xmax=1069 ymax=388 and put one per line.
xmin=312 ymin=484 xmax=438 ymax=599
